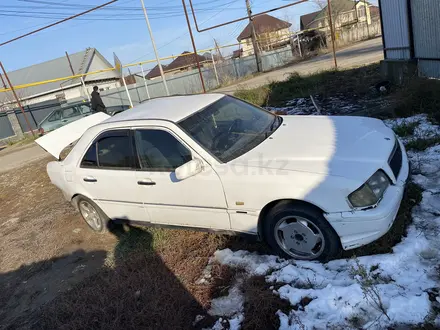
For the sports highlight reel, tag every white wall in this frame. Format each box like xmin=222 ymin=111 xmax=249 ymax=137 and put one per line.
xmin=17 ymin=80 xmax=121 ymax=106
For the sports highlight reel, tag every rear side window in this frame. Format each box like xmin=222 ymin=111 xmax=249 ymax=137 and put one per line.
xmin=81 ymin=143 xmax=97 ymax=167
xmin=81 ymin=130 xmax=134 ymax=169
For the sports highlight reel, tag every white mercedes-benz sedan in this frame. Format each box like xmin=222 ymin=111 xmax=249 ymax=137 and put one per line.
xmin=37 ymin=93 xmax=409 ymax=261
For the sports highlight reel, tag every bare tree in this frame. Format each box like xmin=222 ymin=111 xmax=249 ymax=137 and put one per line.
xmin=310 ymin=0 xmax=353 ymax=30
xmin=311 ymin=0 xmax=326 ymax=10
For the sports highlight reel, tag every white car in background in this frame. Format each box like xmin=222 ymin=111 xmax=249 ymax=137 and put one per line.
xmin=37 ymin=94 xmax=409 ymax=261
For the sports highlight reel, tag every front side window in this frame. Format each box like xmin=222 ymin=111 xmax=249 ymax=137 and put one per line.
xmin=62 ymin=106 xmax=81 ymax=119
xmin=81 ymin=130 xmax=134 ymax=169
xmin=179 ymin=96 xmax=281 ymax=162
xmin=79 ymin=104 xmax=92 ymax=114
xmin=134 ymin=129 xmax=192 ymax=171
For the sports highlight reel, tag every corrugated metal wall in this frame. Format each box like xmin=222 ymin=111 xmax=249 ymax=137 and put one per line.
xmin=410 ymin=0 xmax=440 ymax=77
xmin=381 ymin=0 xmax=411 ymax=60
xmin=411 ymin=0 xmax=440 ymax=59
xmin=0 ymin=113 xmax=14 ymax=140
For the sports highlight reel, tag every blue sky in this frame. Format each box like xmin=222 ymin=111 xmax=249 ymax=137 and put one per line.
xmin=0 ymin=0 xmax=377 ymax=73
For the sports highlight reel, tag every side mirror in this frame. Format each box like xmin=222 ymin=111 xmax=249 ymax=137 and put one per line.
xmin=175 ymin=159 xmax=203 ymax=181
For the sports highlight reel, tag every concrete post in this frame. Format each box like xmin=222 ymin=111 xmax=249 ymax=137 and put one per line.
xmin=6 ymin=110 xmax=24 ymax=139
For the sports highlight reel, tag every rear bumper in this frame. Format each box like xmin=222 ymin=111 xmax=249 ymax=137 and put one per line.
xmin=325 ymin=139 xmax=410 ymax=250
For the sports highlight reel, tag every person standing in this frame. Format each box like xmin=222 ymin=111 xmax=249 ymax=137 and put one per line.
xmin=91 ymin=86 xmax=107 ymax=113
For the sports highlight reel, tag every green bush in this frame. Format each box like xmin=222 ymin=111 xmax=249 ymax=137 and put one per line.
xmin=392 ymin=121 xmax=419 ymax=137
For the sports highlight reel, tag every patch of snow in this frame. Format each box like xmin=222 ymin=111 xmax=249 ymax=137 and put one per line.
xmin=384 ymin=114 xmax=440 ymax=145
xmin=214 ymin=249 xmax=288 ymax=275
xmin=229 ymin=314 xmax=244 ymax=330
xmin=208 ymin=285 xmax=244 ymax=318
xmin=208 ymin=115 xmax=440 ymax=329
xmin=265 ymin=94 xmax=375 ymax=116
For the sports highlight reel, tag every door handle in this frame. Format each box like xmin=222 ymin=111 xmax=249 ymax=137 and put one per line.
xmin=83 ymin=177 xmax=97 ymax=183
xmin=137 ymin=180 xmax=156 ymax=186
xmin=61 ymin=119 xmax=68 ymax=123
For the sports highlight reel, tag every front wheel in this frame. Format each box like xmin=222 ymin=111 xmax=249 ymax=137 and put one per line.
xmin=263 ymin=202 xmax=341 ymax=261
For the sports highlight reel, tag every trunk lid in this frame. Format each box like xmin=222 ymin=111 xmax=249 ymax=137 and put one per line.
xmin=35 ymin=112 xmax=110 ymax=159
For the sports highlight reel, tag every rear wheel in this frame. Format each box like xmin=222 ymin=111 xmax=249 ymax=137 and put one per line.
xmin=76 ymin=196 xmax=110 ymax=233
xmin=263 ymin=202 xmax=341 ymax=261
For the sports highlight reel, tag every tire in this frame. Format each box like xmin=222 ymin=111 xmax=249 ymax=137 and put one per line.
xmin=75 ymin=195 xmax=111 ymax=233
xmin=263 ymin=201 xmax=341 ymax=261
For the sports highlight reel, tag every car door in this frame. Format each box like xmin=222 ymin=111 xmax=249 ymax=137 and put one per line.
xmin=61 ymin=106 xmax=83 ymax=126
xmin=43 ymin=109 xmax=63 ymax=131
xmin=75 ymin=129 xmax=150 ymax=222
xmin=133 ymin=127 xmax=230 ymax=230
xmin=78 ymin=104 xmax=92 ymax=117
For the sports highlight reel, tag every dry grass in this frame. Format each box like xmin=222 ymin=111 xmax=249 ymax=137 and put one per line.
xmin=208 ymin=263 xmax=242 ymax=299
xmin=241 ymin=276 xmax=291 ymax=330
xmin=36 ymin=248 xmax=211 ymax=330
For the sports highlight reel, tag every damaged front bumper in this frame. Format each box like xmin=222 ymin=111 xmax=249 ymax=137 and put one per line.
xmin=325 ymin=139 xmax=410 ymax=251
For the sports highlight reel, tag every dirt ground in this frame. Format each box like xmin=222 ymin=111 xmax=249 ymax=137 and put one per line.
xmin=0 ymin=156 xmax=118 ymax=327
xmin=0 ymin=153 xmax=262 ymax=329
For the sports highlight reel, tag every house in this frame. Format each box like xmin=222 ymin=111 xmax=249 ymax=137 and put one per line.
xmin=146 ymin=52 xmax=211 ymax=80
xmin=300 ymin=10 xmax=322 ymax=30
xmin=237 ymin=14 xmax=292 ymax=57
xmin=232 ymin=49 xmax=243 ymax=59
xmin=300 ymin=0 xmax=374 ymax=31
xmin=0 ymin=48 xmax=121 ymax=107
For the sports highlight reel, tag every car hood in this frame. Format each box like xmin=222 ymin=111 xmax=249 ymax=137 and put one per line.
xmin=35 ymin=112 xmax=110 ymax=159
xmin=230 ymin=115 xmax=396 ymax=181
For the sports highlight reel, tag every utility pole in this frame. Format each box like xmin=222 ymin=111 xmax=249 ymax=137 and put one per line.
xmin=246 ymin=0 xmax=262 ymax=72
xmin=181 ymin=0 xmax=206 ymax=93
xmin=65 ymin=51 xmax=90 ymax=103
xmin=327 ymin=0 xmax=338 ymax=69
xmin=139 ymin=0 xmax=170 ymax=95
xmin=214 ymin=39 xmax=223 ymax=61
xmin=139 ymin=64 xmax=150 ymax=100
xmin=0 ymin=62 xmax=35 ymax=137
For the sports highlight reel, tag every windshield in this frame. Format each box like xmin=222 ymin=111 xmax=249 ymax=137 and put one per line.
xmin=178 ymin=96 xmax=282 ymax=162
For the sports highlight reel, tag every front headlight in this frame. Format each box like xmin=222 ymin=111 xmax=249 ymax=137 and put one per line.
xmin=348 ymin=170 xmax=390 ymax=208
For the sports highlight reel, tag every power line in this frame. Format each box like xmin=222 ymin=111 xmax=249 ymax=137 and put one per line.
xmin=14 ymin=0 xmax=235 ymax=11
xmin=0 ymin=0 xmax=118 ymax=47
xmin=127 ymin=0 xmax=237 ymax=64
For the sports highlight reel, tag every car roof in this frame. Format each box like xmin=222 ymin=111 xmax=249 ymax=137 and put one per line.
xmin=103 ymin=93 xmax=225 ymax=124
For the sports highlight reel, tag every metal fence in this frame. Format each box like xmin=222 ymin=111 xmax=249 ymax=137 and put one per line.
xmin=67 ymin=46 xmax=296 ymax=108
